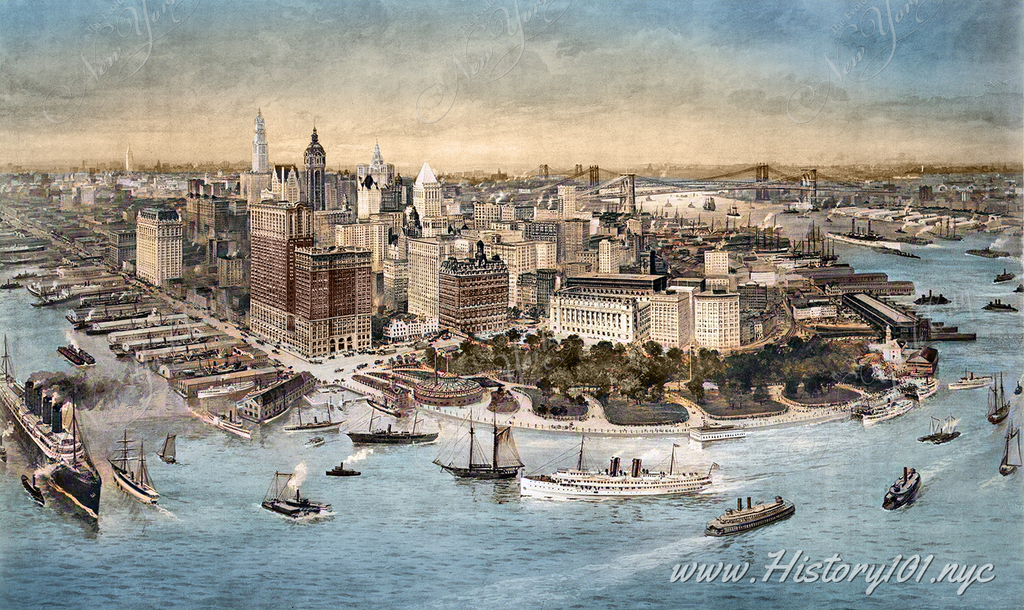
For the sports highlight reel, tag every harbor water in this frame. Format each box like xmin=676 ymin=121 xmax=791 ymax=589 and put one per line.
xmin=1 ymin=233 xmax=1022 ymax=610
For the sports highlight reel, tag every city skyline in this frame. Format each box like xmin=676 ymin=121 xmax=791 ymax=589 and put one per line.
xmin=0 ymin=1 xmax=1021 ymax=171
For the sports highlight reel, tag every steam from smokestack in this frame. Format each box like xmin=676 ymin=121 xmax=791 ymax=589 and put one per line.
xmin=343 ymin=448 xmax=373 ymax=464
xmin=290 ymin=461 xmax=308 ymax=490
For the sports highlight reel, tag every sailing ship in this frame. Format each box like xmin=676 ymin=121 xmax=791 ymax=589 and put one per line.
xmin=284 ymin=399 xmax=343 ymax=432
xmin=882 ymin=467 xmax=920 ymax=510
xmin=157 ymin=433 xmax=176 ymax=464
xmin=520 ymin=438 xmax=716 ymax=500
xmin=346 ymin=409 xmax=438 ymax=444
xmin=22 ymin=473 xmax=45 ymax=506
xmin=917 ymin=416 xmax=960 ymax=445
xmin=704 ymin=496 xmax=795 ymax=536
xmin=702 ymin=196 xmax=716 ymax=212
xmin=999 ymin=425 xmax=1021 ymax=476
xmin=987 ymin=373 xmax=1010 ymax=425
xmin=108 ymin=430 xmax=159 ymax=504
xmin=261 ymin=471 xmax=331 ymax=518
xmin=948 ymin=370 xmax=993 ymax=390
xmin=326 ymin=462 xmax=361 ymax=477
xmin=433 ymin=415 xmax=524 ymax=479
xmin=933 ymin=217 xmax=962 ymax=241
xmin=0 ymin=336 xmax=102 ymax=518
xmin=993 ymin=269 xmax=1016 ymax=284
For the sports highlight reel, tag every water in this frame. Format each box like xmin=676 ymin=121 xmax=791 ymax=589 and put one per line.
xmin=1 ymin=235 xmax=1022 ymax=610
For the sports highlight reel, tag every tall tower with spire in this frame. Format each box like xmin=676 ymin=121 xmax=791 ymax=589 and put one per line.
xmin=252 ymin=109 xmax=269 ymax=173
xmin=356 ymin=141 xmax=398 ymax=219
xmin=125 ymin=142 xmax=134 ymax=172
xmin=304 ymin=127 xmax=326 ymax=211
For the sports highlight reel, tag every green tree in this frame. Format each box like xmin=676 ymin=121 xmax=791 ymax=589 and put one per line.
xmin=753 ymin=385 xmax=770 ymax=405
xmin=686 ymin=377 xmax=705 ymax=403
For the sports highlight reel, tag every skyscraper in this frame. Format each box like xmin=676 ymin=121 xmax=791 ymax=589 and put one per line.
xmin=248 ymin=201 xmax=314 ymax=346
xmin=304 ymin=128 xmax=326 ymax=211
xmin=413 ymin=162 xmax=442 ymax=220
xmin=407 ymin=236 xmax=453 ymax=321
xmin=356 ymin=143 xmax=398 ymax=220
xmin=252 ymin=109 xmax=269 ymax=172
xmin=438 ymin=242 xmax=509 ymax=335
xmin=135 ymin=208 xmax=182 ymax=285
xmin=292 ymin=246 xmax=373 ymax=356
xmin=125 ymin=142 xmax=134 ymax=172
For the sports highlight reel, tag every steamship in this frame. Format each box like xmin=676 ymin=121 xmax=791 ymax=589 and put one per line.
xmin=519 ymin=439 xmax=716 ymax=500
xmin=1 ymin=336 xmax=102 ymax=518
xmin=704 ymin=496 xmax=795 ymax=536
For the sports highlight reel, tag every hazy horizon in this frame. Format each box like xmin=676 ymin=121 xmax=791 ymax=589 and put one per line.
xmin=1 ymin=1 xmax=1021 ymax=173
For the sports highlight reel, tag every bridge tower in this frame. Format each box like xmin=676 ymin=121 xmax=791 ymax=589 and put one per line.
xmin=755 ymin=163 xmax=770 ymax=201
xmin=588 ymin=165 xmax=599 ymax=187
xmin=801 ymin=168 xmax=818 ymax=207
xmin=620 ymin=173 xmax=636 ymax=215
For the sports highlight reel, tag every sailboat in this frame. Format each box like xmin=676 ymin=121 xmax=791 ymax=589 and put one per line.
xmin=917 ymin=416 xmax=961 ymax=445
xmin=433 ymin=413 xmax=524 ymax=479
xmin=346 ymin=409 xmax=438 ymax=444
xmin=108 ymin=430 xmax=159 ymax=504
xmin=285 ymin=398 xmax=343 ymax=432
xmin=987 ymin=373 xmax=1010 ymax=425
xmin=999 ymin=425 xmax=1021 ymax=476
xmin=157 ymin=433 xmax=176 ymax=464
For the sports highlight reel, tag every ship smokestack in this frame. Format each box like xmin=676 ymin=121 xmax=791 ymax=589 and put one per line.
xmin=609 ymin=457 xmax=621 ymax=476
xmin=41 ymin=395 xmax=52 ymax=425
xmin=747 ymin=497 xmax=752 ymax=509
xmin=24 ymin=380 xmax=35 ymax=412
xmin=631 ymin=458 xmax=642 ymax=478
xmin=903 ymin=466 xmax=907 ymax=481
xmin=52 ymin=402 xmax=63 ymax=434
xmin=737 ymin=498 xmax=743 ymax=510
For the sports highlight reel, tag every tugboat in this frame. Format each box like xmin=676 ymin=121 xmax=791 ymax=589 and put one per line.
xmin=0 ymin=279 xmax=21 ymax=290
xmin=918 ymin=416 xmax=960 ymax=445
xmin=999 ymin=425 xmax=1021 ymax=476
xmin=261 ymin=471 xmax=331 ymax=518
xmin=913 ymin=290 xmax=950 ymax=305
xmin=704 ymin=496 xmax=795 ymax=536
xmin=1016 ymin=382 xmax=1022 ymax=396
xmin=56 ymin=344 xmax=95 ymax=367
xmin=1015 ymin=284 xmax=1023 ymax=293
xmin=994 ymin=269 xmax=1016 ymax=284
xmin=326 ymin=462 xmax=361 ymax=477
xmin=987 ymin=373 xmax=1010 ymax=425
xmin=21 ymin=473 xmax=45 ymax=506
xmin=982 ymin=299 xmax=1018 ymax=312
xmin=882 ymin=467 xmax=920 ymax=510
xmin=432 ymin=415 xmax=524 ymax=479
xmin=726 ymin=205 xmax=741 ymax=219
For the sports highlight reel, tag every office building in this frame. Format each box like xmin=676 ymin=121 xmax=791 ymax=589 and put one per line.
xmin=135 ymin=208 xmax=182 ymax=286
xmin=438 ymin=242 xmax=509 ymax=335
xmin=693 ymin=290 xmax=741 ymax=349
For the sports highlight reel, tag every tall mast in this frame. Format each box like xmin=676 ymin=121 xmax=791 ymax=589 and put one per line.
xmin=576 ymin=435 xmax=585 ymax=470
xmin=669 ymin=444 xmax=676 ymax=475
xmin=491 ymin=410 xmax=498 ymax=471
xmin=467 ymin=414 xmax=476 ymax=467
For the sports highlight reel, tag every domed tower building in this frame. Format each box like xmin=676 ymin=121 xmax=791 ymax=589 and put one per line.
xmin=304 ymin=127 xmax=326 ymax=211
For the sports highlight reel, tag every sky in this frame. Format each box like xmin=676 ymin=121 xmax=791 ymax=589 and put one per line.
xmin=0 ymin=0 xmax=1021 ymax=173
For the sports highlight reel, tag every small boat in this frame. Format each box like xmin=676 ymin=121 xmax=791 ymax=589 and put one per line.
xmin=948 ymin=370 xmax=993 ymax=390
xmin=987 ymin=373 xmax=1010 ymax=425
xmin=1016 ymin=382 xmax=1022 ymax=396
xmin=0 ymin=433 xmax=6 ymax=463
xmin=433 ymin=415 xmax=524 ymax=479
xmin=326 ymin=462 xmax=361 ymax=477
xmin=993 ymin=269 xmax=1016 ymax=284
xmin=157 ymin=433 xmax=176 ymax=464
xmin=261 ymin=471 xmax=331 ymax=518
xmin=882 ymin=467 xmax=920 ymax=510
xmin=917 ymin=416 xmax=961 ymax=445
xmin=999 ymin=425 xmax=1021 ymax=476
xmin=108 ymin=430 xmax=159 ymax=504
xmin=982 ymin=299 xmax=1017 ymax=312
xmin=704 ymin=496 xmax=795 ymax=536
xmin=305 ymin=436 xmax=326 ymax=448
xmin=22 ymin=473 xmax=45 ymax=506
xmin=1015 ymin=284 xmax=1023 ymax=293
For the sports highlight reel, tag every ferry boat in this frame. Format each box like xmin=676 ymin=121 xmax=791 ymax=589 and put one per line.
xmin=56 ymin=344 xmax=95 ymax=367
xmin=993 ymin=269 xmax=1016 ymax=284
xmin=918 ymin=416 xmax=960 ymax=445
xmin=704 ymin=496 xmax=795 ymax=536
xmin=689 ymin=424 xmax=747 ymax=443
xmin=108 ymin=430 xmax=159 ymax=504
xmin=261 ymin=471 xmax=331 ymax=518
xmin=999 ymin=425 xmax=1021 ymax=476
xmin=982 ymin=299 xmax=1017 ymax=312
xmin=326 ymin=462 xmax=361 ymax=477
xmin=949 ymin=371 xmax=993 ymax=390
xmin=903 ymin=378 xmax=938 ymax=401
xmin=965 ymin=248 xmax=1010 ymax=259
xmin=0 ymin=336 xmax=101 ymax=518
xmin=432 ymin=416 xmax=524 ymax=479
xmin=346 ymin=410 xmax=438 ymax=445
xmin=882 ymin=467 xmax=920 ymax=510
xmin=862 ymin=398 xmax=915 ymax=426
xmin=519 ymin=439 xmax=717 ymax=500
xmin=196 ymin=381 xmax=255 ymax=400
